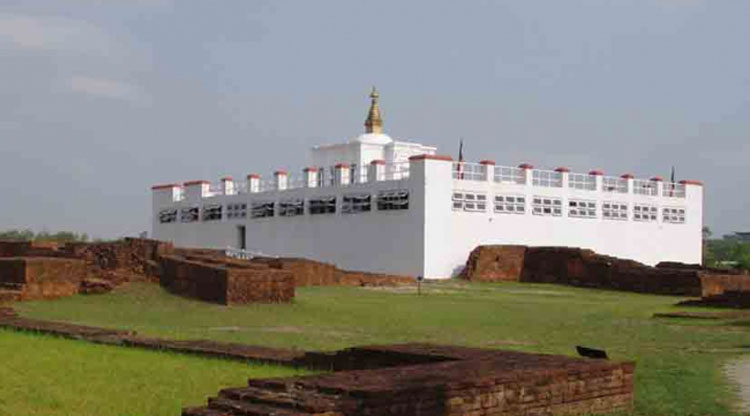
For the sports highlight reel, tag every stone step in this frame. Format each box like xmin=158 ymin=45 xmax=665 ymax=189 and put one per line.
xmin=218 ymin=386 xmax=344 ymax=413
xmin=207 ymin=397 xmax=317 ymax=416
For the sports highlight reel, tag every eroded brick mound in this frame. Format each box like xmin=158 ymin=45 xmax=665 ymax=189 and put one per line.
xmin=0 ymin=257 xmax=85 ymax=300
xmin=159 ymin=255 xmax=294 ymax=305
xmin=461 ymin=245 xmax=527 ymax=282
xmin=64 ymin=238 xmax=172 ymax=282
xmin=462 ymin=245 xmax=704 ymax=296
xmin=187 ymin=343 xmax=635 ymax=416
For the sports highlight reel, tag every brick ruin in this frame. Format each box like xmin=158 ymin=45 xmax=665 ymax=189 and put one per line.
xmin=186 ymin=344 xmax=634 ymax=416
xmin=0 ymin=238 xmax=171 ymax=301
xmin=0 ymin=257 xmax=85 ymax=302
xmin=461 ymin=245 xmax=750 ymax=298
xmin=0 ymin=238 xmax=415 ymax=305
xmin=159 ymin=254 xmax=295 ymax=305
xmin=0 ymin=308 xmax=635 ymax=416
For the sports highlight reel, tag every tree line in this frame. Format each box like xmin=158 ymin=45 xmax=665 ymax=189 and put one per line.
xmin=0 ymin=229 xmax=90 ymax=244
xmin=703 ymin=227 xmax=750 ymax=270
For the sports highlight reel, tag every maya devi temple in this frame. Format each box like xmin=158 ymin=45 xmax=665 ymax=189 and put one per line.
xmin=151 ymin=88 xmax=704 ymax=279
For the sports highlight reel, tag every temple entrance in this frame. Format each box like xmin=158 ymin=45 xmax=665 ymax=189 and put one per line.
xmin=237 ymin=225 xmax=246 ymax=250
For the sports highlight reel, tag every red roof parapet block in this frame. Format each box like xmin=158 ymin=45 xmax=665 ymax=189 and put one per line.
xmin=334 ymin=163 xmax=350 ymax=169
xmin=479 ymin=160 xmax=495 ymax=165
xmin=408 ymin=154 xmax=453 ymax=161
xmin=274 ymin=170 xmax=288 ymax=176
xmin=370 ymin=159 xmax=386 ymax=165
xmin=246 ymin=174 xmax=261 ymax=179
xmin=554 ymin=167 xmax=569 ymax=173
xmin=183 ymin=180 xmax=210 ymax=186
xmin=620 ymin=173 xmax=634 ymax=179
xmin=588 ymin=170 xmax=604 ymax=176
xmin=151 ymin=183 xmax=181 ymax=191
xmin=679 ymin=180 xmax=703 ymax=186
xmin=518 ymin=163 xmax=534 ymax=170
xmin=303 ymin=167 xmax=319 ymax=172
xmin=650 ymin=176 xmax=664 ymax=182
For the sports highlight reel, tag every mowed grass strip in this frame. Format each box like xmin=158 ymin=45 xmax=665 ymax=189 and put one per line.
xmin=13 ymin=281 xmax=750 ymax=415
xmin=0 ymin=329 xmax=309 ymax=416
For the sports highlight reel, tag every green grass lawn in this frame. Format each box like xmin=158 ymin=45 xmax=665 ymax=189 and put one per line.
xmin=0 ymin=329 xmax=308 ymax=416
xmin=11 ymin=281 xmax=750 ymax=416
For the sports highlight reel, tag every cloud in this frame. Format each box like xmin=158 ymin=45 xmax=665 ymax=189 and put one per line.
xmin=68 ymin=76 xmax=144 ymax=102
xmin=0 ymin=13 xmax=111 ymax=55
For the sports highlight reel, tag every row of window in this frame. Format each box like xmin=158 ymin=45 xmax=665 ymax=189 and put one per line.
xmin=452 ymin=192 xmax=686 ymax=223
xmin=159 ymin=190 xmax=409 ymax=223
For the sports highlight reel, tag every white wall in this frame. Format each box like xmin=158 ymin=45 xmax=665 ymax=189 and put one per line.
xmin=423 ymin=164 xmax=704 ymax=279
xmin=152 ymin=160 xmax=703 ymax=280
xmin=153 ymin=177 xmax=426 ymax=277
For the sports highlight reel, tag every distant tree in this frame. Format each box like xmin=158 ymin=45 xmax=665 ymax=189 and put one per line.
xmin=0 ymin=229 xmax=89 ymax=244
xmin=0 ymin=229 xmax=35 ymax=241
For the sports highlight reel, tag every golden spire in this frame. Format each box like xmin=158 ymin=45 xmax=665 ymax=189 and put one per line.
xmin=364 ymin=86 xmax=383 ymax=134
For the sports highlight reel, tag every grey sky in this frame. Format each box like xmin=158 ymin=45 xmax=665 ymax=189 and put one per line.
xmin=0 ymin=0 xmax=747 ymax=239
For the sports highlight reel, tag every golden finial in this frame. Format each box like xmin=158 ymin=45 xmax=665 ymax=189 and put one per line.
xmin=364 ymin=86 xmax=383 ymax=134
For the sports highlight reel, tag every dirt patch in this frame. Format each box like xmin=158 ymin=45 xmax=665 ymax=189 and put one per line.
xmin=726 ymin=356 xmax=750 ymax=414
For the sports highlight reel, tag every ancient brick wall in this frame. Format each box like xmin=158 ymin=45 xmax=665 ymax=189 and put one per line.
xmin=64 ymin=238 xmax=172 ymax=282
xmin=0 ymin=257 xmax=85 ymax=300
xmin=700 ymin=274 xmax=750 ymax=298
xmin=188 ymin=343 xmax=635 ymax=416
xmin=159 ymin=255 xmax=294 ymax=305
xmin=461 ymin=245 xmax=527 ymax=282
xmin=461 ymin=245 xmax=703 ymax=296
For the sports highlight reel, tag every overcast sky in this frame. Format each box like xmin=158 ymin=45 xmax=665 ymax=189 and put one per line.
xmin=0 ymin=0 xmax=748 ymax=239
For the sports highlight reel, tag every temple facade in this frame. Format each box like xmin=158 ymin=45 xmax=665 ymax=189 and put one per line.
xmin=151 ymin=89 xmax=704 ymax=279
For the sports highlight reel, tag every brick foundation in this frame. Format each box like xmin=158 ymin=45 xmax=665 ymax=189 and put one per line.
xmin=0 ymin=257 xmax=85 ymax=300
xmin=0 ymin=311 xmax=634 ymax=416
xmin=159 ymin=255 xmax=294 ymax=305
xmin=462 ymin=245 xmax=704 ymax=296
xmin=187 ymin=344 xmax=635 ymax=416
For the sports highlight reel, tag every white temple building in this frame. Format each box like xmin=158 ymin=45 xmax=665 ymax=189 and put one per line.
xmin=151 ymin=88 xmax=704 ymax=279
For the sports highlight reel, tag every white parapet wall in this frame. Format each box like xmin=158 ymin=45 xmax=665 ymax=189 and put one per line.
xmin=152 ymin=160 xmax=427 ymax=277
xmin=152 ymin=157 xmax=703 ymax=280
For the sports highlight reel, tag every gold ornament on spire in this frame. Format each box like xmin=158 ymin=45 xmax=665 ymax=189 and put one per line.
xmin=364 ymin=86 xmax=383 ymax=134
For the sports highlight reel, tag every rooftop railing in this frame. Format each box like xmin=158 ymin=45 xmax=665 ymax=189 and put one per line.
xmin=452 ymin=162 xmax=688 ymax=198
xmin=602 ymin=176 xmax=628 ymax=193
xmin=452 ymin=162 xmax=485 ymax=181
xmin=493 ymin=165 xmax=526 ymax=185
xmin=532 ymin=169 xmax=563 ymax=188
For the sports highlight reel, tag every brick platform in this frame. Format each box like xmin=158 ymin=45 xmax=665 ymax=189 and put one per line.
xmin=187 ymin=344 xmax=635 ymax=416
xmin=159 ymin=255 xmax=295 ymax=304
xmin=0 ymin=257 xmax=86 ymax=300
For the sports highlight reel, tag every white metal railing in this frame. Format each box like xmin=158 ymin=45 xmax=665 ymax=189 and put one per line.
xmin=224 ymin=247 xmax=277 ymax=260
xmin=452 ymin=162 xmax=486 ymax=181
xmin=633 ymin=179 xmax=658 ymax=196
xmin=602 ymin=176 xmax=628 ymax=193
xmin=532 ymin=169 xmax=563 ymax=188
xmin=662 ymin=182 xmax=686 ymax=198
xmin=568 ymin=172 xmax=596 ymax=191
xmin=493 ymin=165 xmax=525 ymax=184
xmin=351 ymin=165 xmax=369 ymax=184
xmin=233 ymin=181 xmax=249 ymax=194
xmin=386 ymin=162 xmax=410 ymax=180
